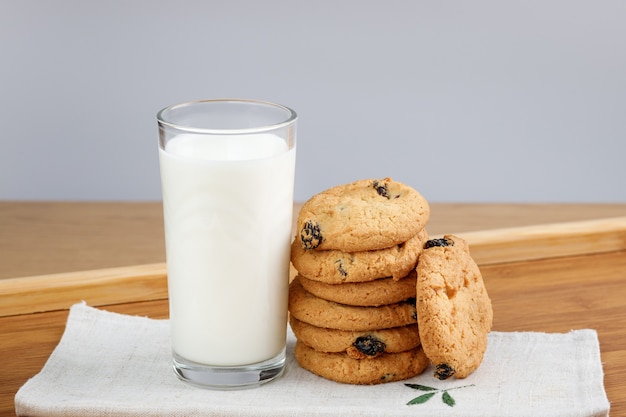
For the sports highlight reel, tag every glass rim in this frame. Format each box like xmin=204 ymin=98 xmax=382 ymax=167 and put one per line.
xmin=156 ymin=98 xmax=298 ymax=135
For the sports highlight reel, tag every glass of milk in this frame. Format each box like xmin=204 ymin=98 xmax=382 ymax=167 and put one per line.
xmin=157 ymin=99 xmax=297 ymax=389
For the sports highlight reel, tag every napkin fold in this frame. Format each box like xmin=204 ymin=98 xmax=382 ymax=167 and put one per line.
xmin=15 ymin=303 xmax=610 ymax=417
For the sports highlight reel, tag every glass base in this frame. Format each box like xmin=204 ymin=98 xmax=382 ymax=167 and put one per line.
xmin=172 ymin=348 xmax=286 ymax=390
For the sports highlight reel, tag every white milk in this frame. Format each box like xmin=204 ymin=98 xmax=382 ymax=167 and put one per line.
xmin=159 ymin=133 xmax=295 ymax=366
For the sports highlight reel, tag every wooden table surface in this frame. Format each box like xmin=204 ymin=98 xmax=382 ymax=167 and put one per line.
xmin=1 ymin=201 xmax=625 ymax=416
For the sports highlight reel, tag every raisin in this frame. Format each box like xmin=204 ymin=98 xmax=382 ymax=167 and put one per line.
xmin=372 ymin=180 xmax=390 ymax=199
xmin=300 ymin=220 xmax=322 ymax=249
xmin=335 ymin=259 xmax=348 ymax=277
xmin=434 ymin=363 xmax=456 ymax=380
xmin=353 ymin=335 xmax=386 ymax=356
xmin=424 ymin=238 xmax=454 ymax=249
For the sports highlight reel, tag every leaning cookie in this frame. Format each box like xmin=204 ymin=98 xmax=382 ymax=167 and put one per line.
xmin=298 ymin=271 xmax=417 ymax=307
xmin=289 ymin=316 xmax=421 ymax=359
xmin=291 ymin=229 xmax=428 ymax=283
xmin=296 ymin=178 xmax=430 ymax=252
xmin=294 ymin=341 xmax=429 ymax=385
xmin=417 ymin=235 xmax=493 ymax=380
xmin=288 ymin=277 xmax=416 ymax=331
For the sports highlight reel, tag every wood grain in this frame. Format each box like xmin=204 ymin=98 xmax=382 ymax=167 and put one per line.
xmin=2 ymin=216 xmax=624 ymax=317
xmin=0 ymin=263 xmax=168 ymax=317
xmin=457 ymin=216 xmax=626 ymax=264
xmin=0 ymin=201 xmax=165 ymax=279
xmin=1 ymin=201 xmax=625 ymax=279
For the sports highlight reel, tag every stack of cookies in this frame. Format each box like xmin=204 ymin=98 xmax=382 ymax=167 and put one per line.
xmin=289 ymin=178 xmax=494 ymax=384
xmin=288 ymin=178 xmax=432 ymax=384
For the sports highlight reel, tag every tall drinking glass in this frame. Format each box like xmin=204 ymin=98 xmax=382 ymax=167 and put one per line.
xmin=157 ymin=99 xmax=297 ymax=389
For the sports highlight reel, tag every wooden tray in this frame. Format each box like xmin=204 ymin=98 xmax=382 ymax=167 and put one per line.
xmin=2 ymin=216 xmax=625 ymax=317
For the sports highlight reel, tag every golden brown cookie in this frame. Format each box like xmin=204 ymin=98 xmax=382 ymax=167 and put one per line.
xmin=291 ymin=229 xmax=428 ymax=283
xmin=296 ymin=178 xmax=430 ymax=252
xmin=288 ymin=276 xmax=416 ymax=331
xmin=289 ymin=316 xmax=421 ymax=359
xmin=416 ymin=235 xmax=493 ymax=380
xmin=294 ymin=340 xmax=429 ymax=385
xmin=297 ymin=271 xmax=417 ymax=307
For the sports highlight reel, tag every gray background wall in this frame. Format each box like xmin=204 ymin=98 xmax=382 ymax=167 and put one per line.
xmin=1 ymin=0 xmax=625 ymax=203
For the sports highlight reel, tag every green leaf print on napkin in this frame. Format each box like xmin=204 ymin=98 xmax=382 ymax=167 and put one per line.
xmin=405 ymin=383 xmax=474 ymax=407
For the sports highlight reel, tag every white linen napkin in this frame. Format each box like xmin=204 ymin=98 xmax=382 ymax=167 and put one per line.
xmin=15 ymin=303 xmax=610 ymax=417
